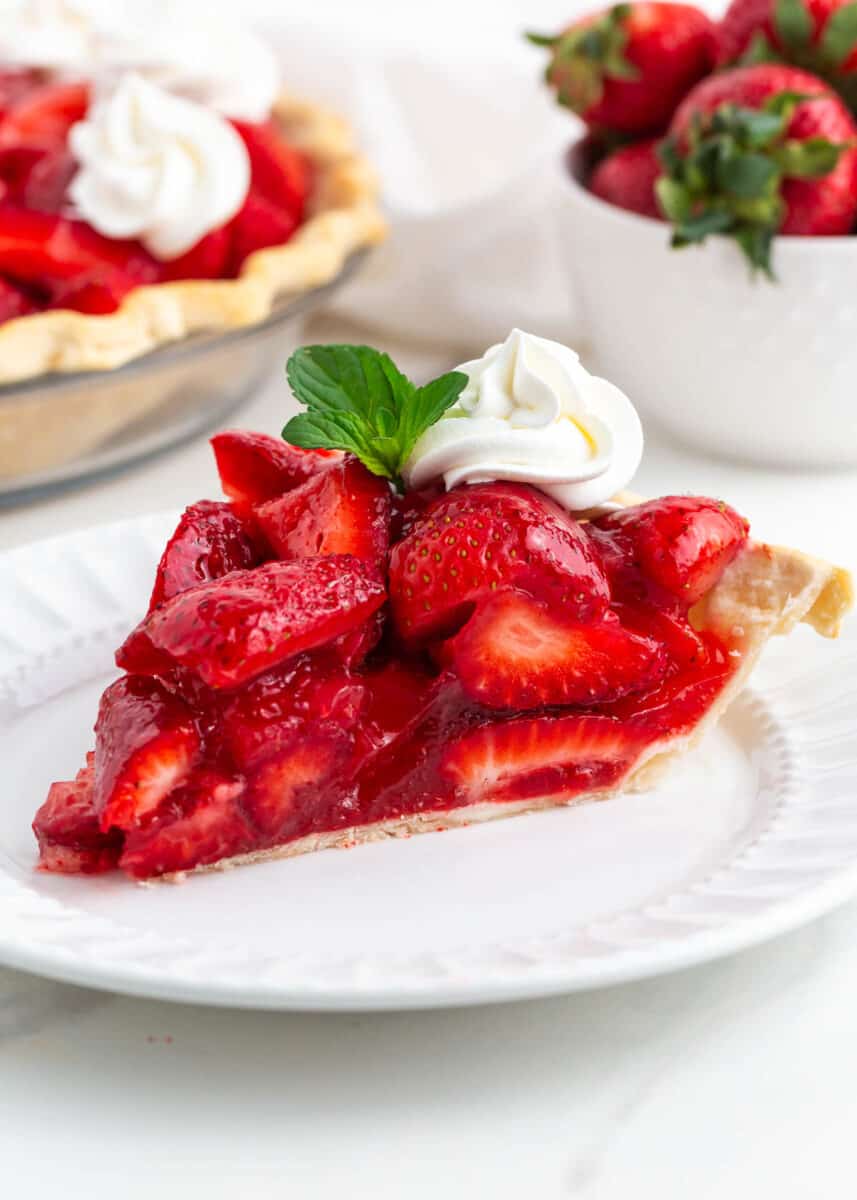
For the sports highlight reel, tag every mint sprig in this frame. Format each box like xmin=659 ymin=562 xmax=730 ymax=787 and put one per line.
xmin=283 ymin=344 xmax=467 ymax=491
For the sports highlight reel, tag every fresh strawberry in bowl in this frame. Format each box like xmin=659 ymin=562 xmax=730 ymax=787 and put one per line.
xmin=718 ymin=0 xmax=857 ymax=111
xmin=548 ymin=21 xmax=857 ymax=464
xmin=527 ymin=2 xmax=717 ymax=135
xmin=660 ymin=64 xmax=857 ymax=268
xmin=588 ymin=137 xmax=664 ymax=218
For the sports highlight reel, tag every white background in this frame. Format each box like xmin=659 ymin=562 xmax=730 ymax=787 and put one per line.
xmin=3 ymin=2 xmax=857 ymax=1198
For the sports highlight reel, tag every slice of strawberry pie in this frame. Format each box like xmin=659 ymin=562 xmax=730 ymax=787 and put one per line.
xmin=33 ymin=333 xmax=853 ymax=881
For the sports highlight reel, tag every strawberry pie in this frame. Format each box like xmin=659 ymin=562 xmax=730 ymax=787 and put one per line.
xmin=33 ymin=332 xmax=853 ymax=881
xmin=0 ymin=7 xmax=384 ymax=385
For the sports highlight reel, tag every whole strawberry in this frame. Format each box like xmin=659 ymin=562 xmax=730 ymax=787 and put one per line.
xmin=589 ymin=138 xmax=664 ymax=217
xmin=657 ymin=64 xmax=857 ymax=273
xmin=527 ymin=3 xmax=717 ymax=135
xmin=718 ymin=0 xmax=857 ymax=111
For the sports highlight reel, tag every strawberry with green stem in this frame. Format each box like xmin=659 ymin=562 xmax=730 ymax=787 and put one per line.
xmin=527 ymin=2 xmax=717 ymax=135
xmin=657 ymin=63 xmax=857 ymax=273
xmin=719 ymin=0 xmax=857 ymax=112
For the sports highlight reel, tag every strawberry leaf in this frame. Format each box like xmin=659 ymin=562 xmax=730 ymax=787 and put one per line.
xmin=774 ymin=0 xmax=814 ymax=53
xmin=774 ymin=136 xmax=846 ymax=175
xmin=524 ymin=31 xmax=559 ymax=48
xmin=740 ymin=31 xmax=784 ymax=64
xmin=671 ymin=209 xmax=734 ymax=243
xmin=716 ymin=152 xmax=779 ymax=197
xmin=820 ymin=1 xmax=857 ymax=66
xmin=284 ymin=345 xmax=467 ymax=491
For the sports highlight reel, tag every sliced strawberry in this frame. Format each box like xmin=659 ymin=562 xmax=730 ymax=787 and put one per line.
xmin=330 ymin=608 xmax=386 ymax=667
xmin=220 ymin=656 xmax=368 ymax=770
xmin=243 ymin=726 xmax=352 ymax=837
xmin=357 ymin=660 xmax=442 ymax=754
xmin=594 ymin=496 xmax=749 ymax=607
xmin=21 ymin=146 xmax=76 ymax=212
xmin=229 ymin=187 xmax=299 ymax=273
xmin=0 ymin=275 xmax=36 ymax=321
xmin=148 ymin=500 xmax=262 ymax=613
xmin=33 ymin=753 xmax=122 ymax=874
xmin=0 ymin=82 xmax=89 ymax=147
xmin=0 ymin=70 xmax=42 ymax=121
xmin=49 ymin=268 xmax=140 ymax=314
xmin=211 ymin=430 xmax=340 ymax=512
xmin=94 ymin=676 xmax=201 ymax=832
xmin=389 ymin=482 xmax=611 ymax=642
xmin=0 ymin=145 xmax=49 ymax=199
xmin=441 ymin=714 xmax=646 ymax=804
xmin=120 ymin=556 xmax=387 ymax=690
xmin=0 ymin=206 xmax=160 ymax=286
xmin=601 ymin=643 xmax=733 ymax=735
xmin=233 ymin=120 xmax=310 ymax=217
xmin=119 ymin=769 xmax=253 ymax=879
xmin=255 ymin=455 xmax=392 ymax=567
xmin=0 ymin=144 xmax=76 ymax=213
xmin=391 ymin=483 xmax=444 ymax=542
xmin=614 ymin=602 xmax=709 ymax=671
xmin=161 ymin=226 xmax=231 ymax=282
xmin=450 ymin=592 xmax=667 ymax=711
xmin=348 ymin=686 xmax=469 ymax=825
xmin=114 ymin=626 xmax=174 ymax=677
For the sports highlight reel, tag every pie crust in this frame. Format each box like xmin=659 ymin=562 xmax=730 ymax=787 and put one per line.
xmin=0 ymin=92 xmax=387 ymax=386
xmin=161 ymin=528 xmax=853 ymax=882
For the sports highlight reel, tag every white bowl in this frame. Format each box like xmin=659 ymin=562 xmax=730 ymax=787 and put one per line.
xmin=557 ymin=137 xmax=857 ymax=467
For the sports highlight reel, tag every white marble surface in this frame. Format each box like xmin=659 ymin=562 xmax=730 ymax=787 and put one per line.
xmin=3 ymin=320 xmax=857 ymax=1199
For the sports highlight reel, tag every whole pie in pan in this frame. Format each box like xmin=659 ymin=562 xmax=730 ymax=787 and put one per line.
xmin=0 ymin=0 xmax=386 ymax=386
xmin=32 ymin=332 xmax=853 ymax=882
xmin=0 ymin=80 xmax=384 ymax=385
xmin=0 ymin=9 xmax=385 ymax=485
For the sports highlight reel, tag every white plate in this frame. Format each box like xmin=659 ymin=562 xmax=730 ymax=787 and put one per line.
xmin=1 ymin=514 xmax=856 ymax=1011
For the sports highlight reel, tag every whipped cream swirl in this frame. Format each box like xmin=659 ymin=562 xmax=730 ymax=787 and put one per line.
xmin=69 ymin=73 xmax=251 ymax=260
xmin=404 ymin=329 xmax=643 ymax=511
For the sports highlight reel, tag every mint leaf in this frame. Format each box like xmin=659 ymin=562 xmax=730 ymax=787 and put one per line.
xmin=283 ymin=344 xmax=467 ymax=491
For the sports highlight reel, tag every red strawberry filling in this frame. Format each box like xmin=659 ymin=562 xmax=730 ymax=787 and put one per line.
xmin=34 ymin=436 xmax=753 ymax=880
xmin=255 ymin=455 xmax=393 ymax=568
xmin=0 ymin=72 xmax=312 ymax=321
